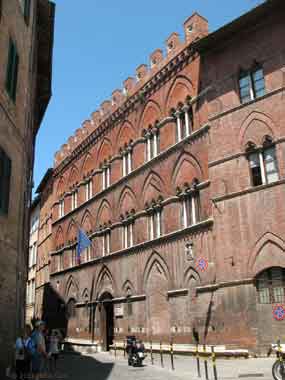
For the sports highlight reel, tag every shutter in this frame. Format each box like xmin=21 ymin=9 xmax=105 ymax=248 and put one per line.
xmin=24 ymin=0 xmax=31 ymax=24
xmin=264 ymin=147 xmax=279 ymax=184
xmin=11 ymin=50 xmax=19 ymax=102
xmin=0 ymin=148 xmax=12 ymax=215
xmin=5 ymin=41 xmax=14 ymax=96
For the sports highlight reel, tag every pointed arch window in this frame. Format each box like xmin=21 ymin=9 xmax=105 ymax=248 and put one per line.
xmin=178 ymin=183 xmax=201 ymax=228
xmin=246 ymin=138 xmax=279 ymax=187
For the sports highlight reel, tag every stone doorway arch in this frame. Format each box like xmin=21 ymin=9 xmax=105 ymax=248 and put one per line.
xmin=99 ymin=292 xmax=114 ymax=351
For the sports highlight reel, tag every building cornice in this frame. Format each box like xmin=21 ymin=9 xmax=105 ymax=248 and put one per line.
xmin=53 ymin=45 xmax=199 ymax=177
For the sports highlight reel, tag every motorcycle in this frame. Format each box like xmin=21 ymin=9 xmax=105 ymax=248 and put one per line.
xmin=269 ymin=343 xmax=285 ymax=380
xmin=126 ymin=336 xmax=146 ymax=367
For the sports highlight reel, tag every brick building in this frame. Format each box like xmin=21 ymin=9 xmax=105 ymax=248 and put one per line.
xmin=38 ymin=0 xmax=284 ymax=354
xmin=0 ymin=0 xmax=55 ymax=374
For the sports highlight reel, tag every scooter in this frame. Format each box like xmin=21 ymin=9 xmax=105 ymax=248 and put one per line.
xmin=268 ymin=342 xmax=285 ymax=380
xmin=126 ymin=337 xmax=146 ymax=367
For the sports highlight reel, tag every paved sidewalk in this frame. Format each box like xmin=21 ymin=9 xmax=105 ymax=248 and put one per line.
xmin=107 ymin=350 xmax=277 ymax=380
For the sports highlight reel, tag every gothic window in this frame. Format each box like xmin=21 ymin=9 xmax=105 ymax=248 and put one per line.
xmin=71 ymin=190 xmax=78 ymax=210
xmin=66 ymin=299 xmax=77 ymax=319
xmin=85 ymin=179 xmax=92 ymax=201
xmin=122 ymin=149 xmax=132 ymax=176
xmin=181 ymin=193 xmax=200 ymax=228
xmin=248 ymin=146 xmax=278 ymax=187
xmin=256 ymin=267 xmax=285 ymax=304
xmin=58 ymin=199 xmax=64 ymax=218
xmin=102 ymin=230 xmax=111 ymax=256
xmin=145 ymin=130 xmax=159 ymax=162
xmin=102 ymin=165 xmax=111 ymax=190
xmin=122 ymin=223 xmax=134 ymax=249
xmin=175 ymin=105 xmax=193 ymax=143
xmin=148 ymin=209 xmax=162 ymax=240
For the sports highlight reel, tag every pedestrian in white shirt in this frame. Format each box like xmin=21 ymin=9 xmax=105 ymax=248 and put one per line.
xmin=48 ymin=330 xmax=60 ymax=375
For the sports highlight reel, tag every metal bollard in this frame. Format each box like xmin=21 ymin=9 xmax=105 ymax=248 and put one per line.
xmin=277 ymin=340 xmax=285 ymax=380
xmin=211 ymin=346 xmax=218 ymax=380
xmin=123 ymin=339 xmax=126 ymax=358
xmin=170 ymin=339 xmax=175 ymax=371
xmin=196 ymin=343 xmax=201 ymax=378
xmin=114 ymin=341 xmax=117 ymax=357
xmin=160 ymin=341 xmax=164 ymax=368
xmin=150 ymin=340 xmax=154 ymax=365
xmin=203 ymin=344 xmax=209 ymax=380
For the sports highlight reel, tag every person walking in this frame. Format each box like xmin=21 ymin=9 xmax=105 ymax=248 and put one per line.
xmin=15 ymin=325 xmax=32 ymax=380
xmin=29 ymin=320 xmax=49 ymax=380
xmin=49 ymin=330 xmax=60 ymax=375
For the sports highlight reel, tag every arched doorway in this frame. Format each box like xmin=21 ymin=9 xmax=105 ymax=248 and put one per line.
xmin=99 ymin=292 xmax=114 ymax=351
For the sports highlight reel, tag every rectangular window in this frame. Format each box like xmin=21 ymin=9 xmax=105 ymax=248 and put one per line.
xmin=102 ymin=231 xmax=111 ymax=256
xmin=182 ymin=194 xmax=200 ymax=228
xmin=59 ymin=199 xmax=64 ymax=218
xmin=85 ymin=180 xmax=92 ymax=201
xmin=239 ymin=67 xmax=265 ymax=104
xmin=71 ymin=190 xmax=78 ymax=210
xmin=6 ymin=39 xmax=19 ymax=102
xmin=249 ymin=147 xmax=278 ymax=187
xmin=122 ymin=223 xmax=133 ymax=249
xmin=146 ymin=132 xmax=159 ymax=162
xmin=0 ymin=147 xmax=12 ymax=215
xmin=122 ymin=151 xmax=132 ymax=176
xmin=148 ymin=210 xmax=162 ymax=240
xmin=263 ymin=147 xmax=279 ymax=184
xmin=102 ymin=167 xmax=110 ymax=190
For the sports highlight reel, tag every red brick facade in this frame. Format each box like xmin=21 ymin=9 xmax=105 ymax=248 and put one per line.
xmin=40 ymin=1 xmax=285 ymax=353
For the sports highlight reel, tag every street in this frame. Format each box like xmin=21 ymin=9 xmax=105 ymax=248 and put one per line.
xmin=56 ymin=352 xmax=185 ymax=380
xmin=52 ymin=351 xmax=277 ymax=380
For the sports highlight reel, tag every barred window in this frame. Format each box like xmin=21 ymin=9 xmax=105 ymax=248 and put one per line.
xmin=256 ymin=267 xmax=285 ymax=304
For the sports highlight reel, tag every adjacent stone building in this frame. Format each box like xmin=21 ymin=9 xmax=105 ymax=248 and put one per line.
xmin=36 ymin=0 xmax=285 ymax=354
xmin=0 ymin=0 xmax=55 ymax=374
xmin=26 ymin=196 xmax=40 ymax=325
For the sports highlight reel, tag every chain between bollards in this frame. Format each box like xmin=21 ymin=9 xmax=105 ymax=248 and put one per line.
xmin=203 ymin=344 xmax=209 ymax=380
xmin=211 ymin=345 xmax=218 ymax=380
xmin=160 ymin=341 xmax=164 ymax=368
xmin=170 ymin=339 xmax=175 ymax=370
xmin=150 ymin=340 xmax=154 ymax=365
xmin=277 ymin=340 xmax=285 ymax=380
xmin=196 ymin=343 xmax=201 ymax=378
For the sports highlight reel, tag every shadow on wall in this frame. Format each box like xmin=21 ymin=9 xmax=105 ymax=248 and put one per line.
xmin=40 ymin=283 xmax=68 ymax=336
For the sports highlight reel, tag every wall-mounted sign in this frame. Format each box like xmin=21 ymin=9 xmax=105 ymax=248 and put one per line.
xmin=196 ymin=257 xmax=208 ymax=272
xmin=272 ymin=305 xmax=285 ymax=321
xmin=114 ymin=304 xmax=124 ymax=317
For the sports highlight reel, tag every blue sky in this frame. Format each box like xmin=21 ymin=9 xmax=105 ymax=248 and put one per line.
xmin=33 ymin=0 xmax=262 ymax=192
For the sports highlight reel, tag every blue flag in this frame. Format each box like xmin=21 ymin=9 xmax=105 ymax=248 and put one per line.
xmin=77 ymin=228 xmax=91 ymax=264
